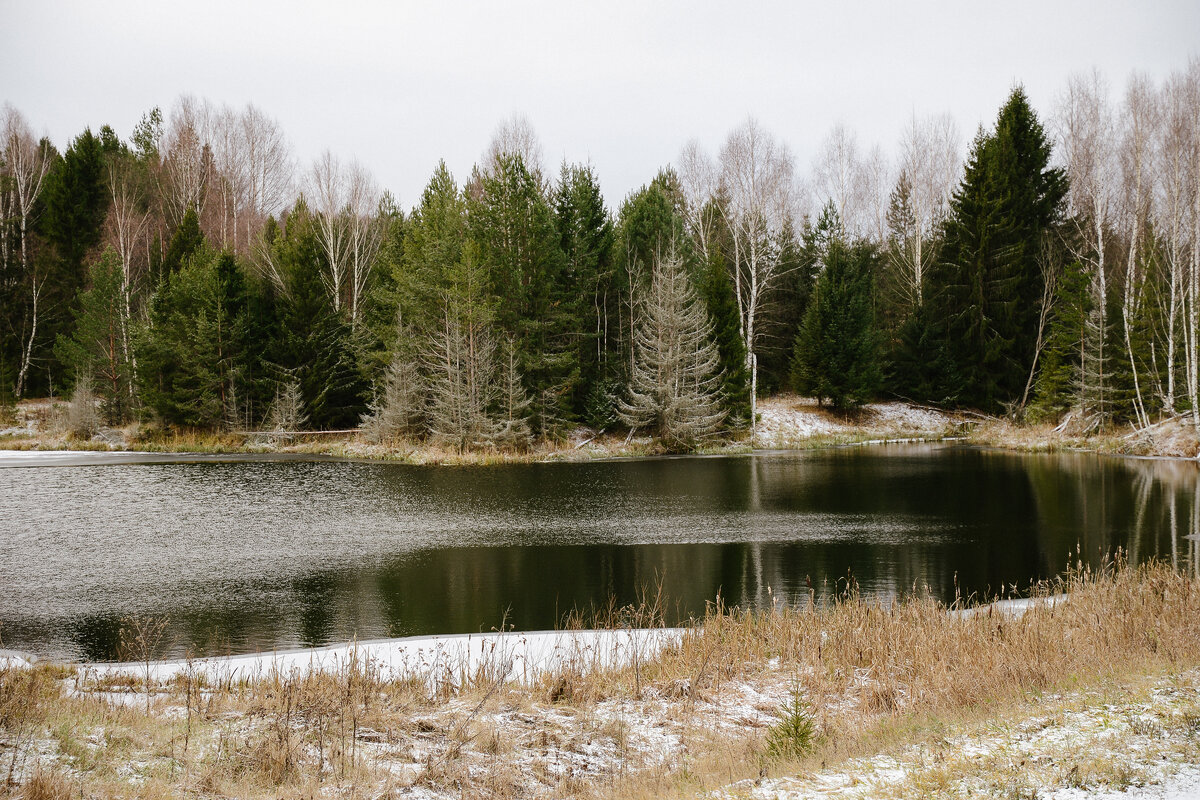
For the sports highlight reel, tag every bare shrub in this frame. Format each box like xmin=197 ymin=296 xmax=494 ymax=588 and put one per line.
xmin=265 ymin=376 xmax=307 ymax=433
xmin=64 ymin=374 xmax=100 ymax=438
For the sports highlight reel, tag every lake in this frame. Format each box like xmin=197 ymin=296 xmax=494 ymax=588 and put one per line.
xmin=1 ymin=444 xmax=1196 ymax=661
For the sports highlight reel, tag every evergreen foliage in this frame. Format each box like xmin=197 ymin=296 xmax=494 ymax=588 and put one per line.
xmin=928 ymin=87 xmax=1068 ymax=411
xmin=555 ymin=162 xmax=615 ymax=416
xmin=791 ymin=238 xmax=882 ymax=410
xmin=469 ymin=153 xmax=576 ymax=435
xmin=54 ymin=249 xmax=133 ymax=424
xmin=41 ymin=128 xmax=108 ymax=281
xmin=698 ymin=249 xmax=751 ymax=423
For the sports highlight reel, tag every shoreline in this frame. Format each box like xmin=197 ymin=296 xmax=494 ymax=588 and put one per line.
xmin=1 ymin=595 xmax=1061 ymax=676
xmin=5 ymin=394 xmax=1200 ymax=465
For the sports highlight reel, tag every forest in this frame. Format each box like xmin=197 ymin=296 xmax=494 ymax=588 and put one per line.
xmin=2 ymin=61 xmax=1199 ymax=451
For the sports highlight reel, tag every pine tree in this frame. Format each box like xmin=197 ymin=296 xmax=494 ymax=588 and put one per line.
xmin=791 ymin=239 xmax=882 ymax=411
xmin=360 ymin=333 xmax=425 ymax=443
xmin=619 ymin=246 xmax=726 ymax=450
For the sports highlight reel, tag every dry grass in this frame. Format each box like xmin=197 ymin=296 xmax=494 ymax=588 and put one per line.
xmin=2 ymin=559 xmax=1199 ymax=799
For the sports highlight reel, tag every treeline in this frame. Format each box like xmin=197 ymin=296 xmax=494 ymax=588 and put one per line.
xmin=2 ymin=61 xmax=1199 ymax=450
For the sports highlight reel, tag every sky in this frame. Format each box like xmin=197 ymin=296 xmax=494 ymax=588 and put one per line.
xmin=2 ymin=0 xmax=1197 ymax=209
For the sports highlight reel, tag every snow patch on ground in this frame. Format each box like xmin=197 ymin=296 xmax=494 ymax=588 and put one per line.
xmin=754 ymin=396 xmax=960 ymax=449
xmin=722 ymin=676 xmax=1200 ymax=800
xmin=80 ymin=628 xmax=684 ymax=687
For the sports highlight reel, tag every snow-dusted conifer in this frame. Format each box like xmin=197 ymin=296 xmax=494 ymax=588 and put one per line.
xmin=619 ymin=244 xmax=726 ymax=449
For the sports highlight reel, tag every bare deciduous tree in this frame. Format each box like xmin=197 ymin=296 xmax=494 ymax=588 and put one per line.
xmin=483 ymin=113 xmax=544 ymax=179
xmin=717 ymin=117 xmax=796 ymax=437
xmin=1118 ymin=74 xmax=1160 ymax=429
xmin=307 ymin=150 xmax=351 ymax=313
xmin=240 ymin=104 xmax=293 ymax=248
xmin=811 ymin=124 xmax=869 ymax=239
xmin=305 ymin=152 xmax=382 ymax=327
xmin=677 ymin=139 xmax=720 ymax=264
xmin=888 ymin=113 xmax=960 ymax=306
xmin=105 ymin=155 xmax=152 ymax=398
xmin=1056 ymin=71 xmax=1118 ymax=418
xmin=2 ymin=105 xmax=54 ymax=397
xmin=345 ymin=161 xmax=384 ymax=329
xmin=161 ymin=95 xmax=215 ymax=228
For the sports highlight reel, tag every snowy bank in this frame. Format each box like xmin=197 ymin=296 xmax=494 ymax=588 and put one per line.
xmin=77 ymin=627 xmax=685 ymax=687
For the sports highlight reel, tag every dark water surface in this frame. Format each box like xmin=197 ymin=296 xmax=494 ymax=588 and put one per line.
xmin=2 ymin=445 xmax=1197 ymax=661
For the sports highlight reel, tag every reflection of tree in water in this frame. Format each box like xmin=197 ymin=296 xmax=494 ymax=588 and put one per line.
xmin=1023 ymin=453 xmax=1200 ymax=578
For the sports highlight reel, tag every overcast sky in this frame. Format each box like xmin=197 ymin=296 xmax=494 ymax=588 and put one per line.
xmin=2 ymin=0 xmax=1197 ymax=209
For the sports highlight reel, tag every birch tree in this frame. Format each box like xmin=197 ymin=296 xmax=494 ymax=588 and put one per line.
xmin=306 ymin=150 xmax=350 ymax=314
xmin=240 ymin=104 xmax=293 ymax=250
xmin=482 ymin=113 xmax=545 ymax=181
xmin=1117 ymin=75 xmax=1159 ymax=429
xmin=811 ymin=125 xmax=870 ymax=239
xmin=888 ymin=114 xmax=960 ymax=307
xmin=344 ymin=161 xmax=383 ymax=329
xmin=161 ymin=95 xmax=214 ymax=228
xmin=677 ymin=139 xmax=720 ymax=263
xmin=717 ymin=117 xmax=796 ymax=437
xmin=104 ymin=152 xmax=151 ymax=401
xmin=1156 ymin=68 xmax=1193 ymax=416
xmin=1 ymin=105 xmax=53 ymax=397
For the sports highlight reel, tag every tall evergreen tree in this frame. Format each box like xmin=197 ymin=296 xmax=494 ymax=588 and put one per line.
xmin=268 ymin=203 xmax=368 ymax=429
xmin=41 ymin=128 xmax=108 ymax=281
xmin=138 ymin=248 xmax=237 ymax=428
xmin=698 ymin=249 xmax=751 ymax=422
xmin=619 ymin=246 xmax=725 ymax=450
xmin=555 ymin=162 xmax=615 ymax=418
xmin=613 ymin=171 xmax=693 ymax=382
xmin=469 ymin=153 xmax=575 ymax=434
xmin=791 ymin=238 xmax=882 ymax=410
xmin=158 ymin=207 xmax=205 ymax=285
xmin=928 ymin=87 xmax=1068 ymax=411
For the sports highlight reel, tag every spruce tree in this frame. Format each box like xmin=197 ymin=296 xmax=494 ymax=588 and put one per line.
xmin=268 ymin=204 xmax=368 ymax=429
xmin=41 ymin=128 xmax=108 ymax=282
xmin=158 ymin=207 xmax=205 ymax=285
xmin=929 ymin=87 xmax=1067 ymax=411
xmin=469 ymin=153 xmax=575 ymax=435
xmin=791 ymin=239 xmax=882 ymax=410
xmin=555 ymin=162 xmax=615 ymax=417
xmin=698 ymin=249 xmax=750 ymax=423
